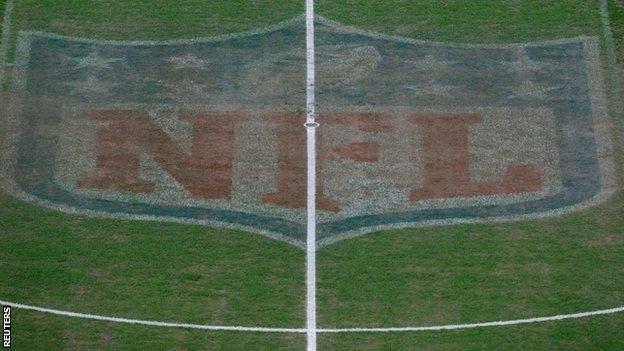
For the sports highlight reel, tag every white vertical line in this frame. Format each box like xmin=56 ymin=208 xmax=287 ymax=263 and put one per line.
xmin=599 ymin=0 xmax=620 ymax=84
xmin=599 ymin=0 xmax=624 ymax=153
xmin=305 ymin=126 xmax=317 ymax=351
xmin=599 ymin=0 xmax=617 ymax=54
xmin=0 ymin=0 xmax=15 ymax=87
xmin=305 ymin=0 xmax=318 ymax=350
xmin=0 ymin=0 xmax=15 ymax=150
xmin=306 ymin=0 xmax=316 ymax=124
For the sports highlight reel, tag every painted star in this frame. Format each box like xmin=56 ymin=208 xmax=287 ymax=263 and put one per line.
xmin=561 ymin=123 xmax=595 ymax=139
xmin=68 ymin=76 xmax=115 ymax=95
xmin=404 ymin=54 xmax=454 ymax=72
xmin=163 ymin=78 xmax=209 ymax=100
xmin=507 ymin=48 xmax=551 ymax=74
xmin=508 ymin=80 xmax=560 ymax=99
xmin=73 ymin=51 xmax=125 ymax=70
xmin=168 ymin=54 xmax=211 ymax=70
xmin=404 ymin=79 xmax=456 ymax=97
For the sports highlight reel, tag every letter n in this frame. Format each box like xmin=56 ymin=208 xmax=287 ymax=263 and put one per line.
xmin=77 ymin=109 xmax=242 ymax=200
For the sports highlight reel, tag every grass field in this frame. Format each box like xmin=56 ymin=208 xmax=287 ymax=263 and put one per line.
xmin=1 ymin=1 xmax=623 ymax=350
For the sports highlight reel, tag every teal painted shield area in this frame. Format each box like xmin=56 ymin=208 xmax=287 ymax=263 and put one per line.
xmin=4 ymin=16 xmax=614 ymax=247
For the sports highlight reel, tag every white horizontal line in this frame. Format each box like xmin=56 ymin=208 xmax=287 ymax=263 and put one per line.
xmin=3 ymin=300 xmax=623 ymax=333
xmin=321 ymin=306 xmax=624 ymax=333
xmin=0 ymin=300 xmax=306 ymax=333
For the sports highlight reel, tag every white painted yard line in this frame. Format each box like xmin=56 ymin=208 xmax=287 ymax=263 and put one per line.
xmin=0 ymin=0 xmax=15 ymax=171
xmin=321 ymin=306 xmax=624 ymax=333
xmin=0 ymin=0 xmax=14 ymax=87
xmin=600 ymin=0 xmax=617 ymax=56
xmin=305 ymin=0 xmax=318 ymax=350
xmin=3 ymin=299 xmax=623 ymax=334
xmin=305 ymin=0 xmax=316 ymax=125
xmin=599 ymin=0 xmax=624 ymax=153
xmin=0 ymin=300 xmax=306 ymax=333
xmin=306 ymin=125 xmax=317 ymax=351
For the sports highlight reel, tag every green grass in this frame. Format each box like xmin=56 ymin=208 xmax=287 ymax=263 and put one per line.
xmin=610 ymin=0 xmax=624 ymax=66
xmin=0 ymin=196 xmax=305 ymax=327
xmin=316 ymin=0 xmax=603 ymax=42
xmin=13 ymin=0 xmax=303 ymax=39
xmin=13 ymin=309 xmax=305 ymax=351
xmin=1 ymin=0 xmax=623 ymax=350
xmin=318 ymin=193 xmax=624 ymax=326
xmin=319 ymin=314 xmax=624 ymax=350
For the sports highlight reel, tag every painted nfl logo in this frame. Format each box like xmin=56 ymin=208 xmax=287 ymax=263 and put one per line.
xmin=2 ymin=16 xmax=616 ymax=248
